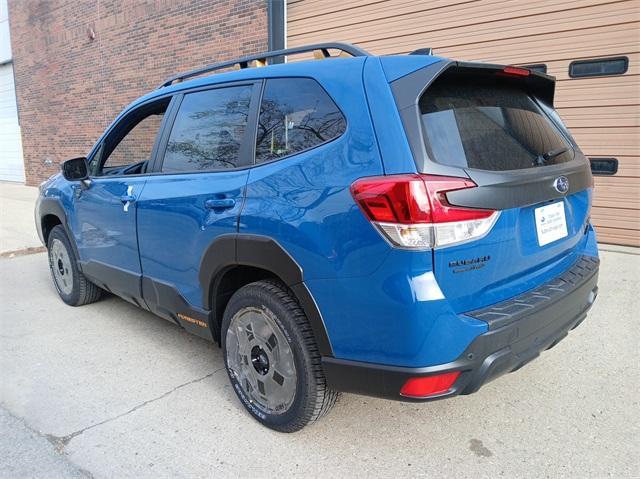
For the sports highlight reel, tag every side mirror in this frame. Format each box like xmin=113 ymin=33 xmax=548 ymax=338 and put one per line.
xmin=62 ymin=157 xmax=89 ymax=181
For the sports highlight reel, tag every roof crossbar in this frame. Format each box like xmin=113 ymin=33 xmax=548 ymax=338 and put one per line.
xmin=158 ymin=42 xmax=370 ymax=88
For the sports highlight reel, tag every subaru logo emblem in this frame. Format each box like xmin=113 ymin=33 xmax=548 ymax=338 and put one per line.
xmin=553 ymin=176 xmax=569 ymax=194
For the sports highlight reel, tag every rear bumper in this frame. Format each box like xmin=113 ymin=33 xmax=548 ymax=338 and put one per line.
xmin=322 ymin=255 xmax=599 ymax=401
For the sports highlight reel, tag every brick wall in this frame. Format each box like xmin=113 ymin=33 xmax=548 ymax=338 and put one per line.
xmin=8 ymin=0 xmax=268 ymax=185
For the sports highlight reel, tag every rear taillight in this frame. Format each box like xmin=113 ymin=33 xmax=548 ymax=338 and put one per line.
xmin=350 ymin=174 xmax=499 ymax=249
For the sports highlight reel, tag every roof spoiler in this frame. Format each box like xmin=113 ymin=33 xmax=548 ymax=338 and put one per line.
xmin=454 ymin=61 xmax=556 ymax=105
xmin=391 ymin=59 xmax=557 ymax=112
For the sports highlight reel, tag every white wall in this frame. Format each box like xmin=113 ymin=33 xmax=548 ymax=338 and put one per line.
xmin=0 ymin=63 xmax=25 ymax=182
xmin=0 ymin=0 xmax=11 ymax=64
xmin=0 ymin=0 xmax=24 ymax=182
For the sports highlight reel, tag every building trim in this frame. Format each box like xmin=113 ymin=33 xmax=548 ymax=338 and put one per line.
xmin=267 ymin=0 xmax=285 ymax=64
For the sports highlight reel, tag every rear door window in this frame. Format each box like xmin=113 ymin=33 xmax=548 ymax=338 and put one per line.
xmin=162 ymin=85 xmax=252 ymax=172
xmin=420 ymin=79 xmax=574 ymax=171
xmin=255 ymin=78 xmax=346 ymax=164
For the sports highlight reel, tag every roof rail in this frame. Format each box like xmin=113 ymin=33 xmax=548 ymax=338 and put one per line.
xmin=158 ymin=42 xmax=370 ymax=88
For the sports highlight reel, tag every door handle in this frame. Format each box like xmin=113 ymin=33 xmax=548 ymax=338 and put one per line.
xmin=204 ymin=198 xmax=236 ymax=210
xmin=120 ymin=186 xmax=136 ymax=212
xmin=120 ymin=186 xmax=136 ymax=204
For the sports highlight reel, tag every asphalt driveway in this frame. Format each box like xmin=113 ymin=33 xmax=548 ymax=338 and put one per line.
xmin=1 ymin=248 xmax=638 ymax=478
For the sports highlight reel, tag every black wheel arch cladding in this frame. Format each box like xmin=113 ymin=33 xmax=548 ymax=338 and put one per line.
xmin=38 ymin=197 xmax=82 ymax=268
xmin=199 ymin=234 xmax=334 ymax=357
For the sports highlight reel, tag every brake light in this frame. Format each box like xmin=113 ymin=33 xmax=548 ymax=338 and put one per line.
xmin=350 ymin=174 xmax=499 ymax=249
xmin=501 ymin=66 xmax=531 ymax=77
xmin=400 ymin=372 xmax=461 ymax=398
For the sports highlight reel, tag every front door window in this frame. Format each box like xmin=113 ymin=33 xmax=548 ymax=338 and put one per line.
xmin=90 ymin=98 xmax=169 ymax=176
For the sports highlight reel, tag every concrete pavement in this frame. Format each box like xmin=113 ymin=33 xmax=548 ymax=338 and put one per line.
xmin=1 ymin=249 xmax=639 ymax=478
xmin=0 ymin=181 xmax=42 ymax=255
xmin=0 ymin=408 xmax=87 ymax=478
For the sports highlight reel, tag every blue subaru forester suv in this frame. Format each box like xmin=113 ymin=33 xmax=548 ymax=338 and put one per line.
xmin=36 ymin=43 xmax=599 ymax=432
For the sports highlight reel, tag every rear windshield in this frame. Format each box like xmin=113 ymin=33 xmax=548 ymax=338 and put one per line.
xmin=419 ymin=79 xmax=574 ymax=171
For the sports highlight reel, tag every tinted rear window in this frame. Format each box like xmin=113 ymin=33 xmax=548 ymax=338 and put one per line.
xmin=419 ymin=79 xmax=574 ymax=171
xmin=162 ymin=85 xmax=252 ymax=172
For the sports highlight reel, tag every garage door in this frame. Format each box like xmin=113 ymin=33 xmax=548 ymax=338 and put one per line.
xmin=287 ymin=0 xmax=640 ymax=247
xmin=0 ymin=62 xmax=25 ymax=182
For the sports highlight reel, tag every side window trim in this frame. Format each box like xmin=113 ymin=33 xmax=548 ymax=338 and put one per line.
xmin=147 ymin=92 xmax=183 ymax=174
xmin=534 ymin=97 xmax=580 ymax=151
xmin=89 ymin=142 xmax=105 ymax=174
xmin=87 ymin=94 xmax=177 ymax=178
xmin=153 ymin=80 xmax=263 ymax=175
xmin=245 ymin=79 xmax=265 ymax=167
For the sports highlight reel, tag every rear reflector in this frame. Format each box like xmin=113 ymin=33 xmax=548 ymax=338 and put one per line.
xmin=350 ymin=174 xmax=499 ymax=249
xmin=400 ymin=372 xmax=461 ymax=398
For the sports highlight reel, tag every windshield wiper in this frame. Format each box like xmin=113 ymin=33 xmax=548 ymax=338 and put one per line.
xmin=534 ymin=147 xmax=569 ymax=166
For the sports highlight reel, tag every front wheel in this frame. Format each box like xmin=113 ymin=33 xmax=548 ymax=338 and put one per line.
xmin=222 ymin=280 xmax=339 ymax=432
xmin=47 ymin=225 xmax=102 ymax=306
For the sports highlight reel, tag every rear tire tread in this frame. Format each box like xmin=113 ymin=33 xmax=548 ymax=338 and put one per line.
xmin=260 ymin=279 xmax=340 ymax=429
xmin=224 ymin=279 xmax=340 ymax=432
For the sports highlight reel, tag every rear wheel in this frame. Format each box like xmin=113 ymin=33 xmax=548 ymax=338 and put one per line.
xmin=222 ymin=280 xmax=339 ymax=432
xmin=47 ymin=225 xmax=101 ymax=306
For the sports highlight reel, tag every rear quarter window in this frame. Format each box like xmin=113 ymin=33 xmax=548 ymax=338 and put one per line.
xmin=255 ymin=78 xmax=346 ymax=164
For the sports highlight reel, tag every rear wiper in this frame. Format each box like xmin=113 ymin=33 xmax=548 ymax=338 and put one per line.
xmin=533 ymin=147 xmax=569 ymax=166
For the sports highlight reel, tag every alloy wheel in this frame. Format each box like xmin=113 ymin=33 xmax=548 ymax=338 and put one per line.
xmin=225 ymin=307 xmax=297 ymax=415
xmin=49 ymin=238 xmax=74 ymax=295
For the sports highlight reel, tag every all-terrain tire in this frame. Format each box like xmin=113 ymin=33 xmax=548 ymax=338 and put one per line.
xmin=222 ymin=279 xmax=340 ymax=432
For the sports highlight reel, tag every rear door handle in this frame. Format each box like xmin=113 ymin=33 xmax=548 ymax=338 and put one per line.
xmin=205 ymin=198 xmax=236 ymax=210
